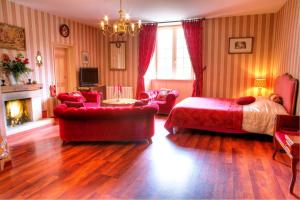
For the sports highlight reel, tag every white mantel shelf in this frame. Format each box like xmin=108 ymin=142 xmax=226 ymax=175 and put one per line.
xmin=1 ymin=84 xmax=43 ymax=93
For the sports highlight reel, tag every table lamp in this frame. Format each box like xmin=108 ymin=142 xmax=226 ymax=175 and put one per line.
xmin=254 ymin=78 xmax=266 ymax=96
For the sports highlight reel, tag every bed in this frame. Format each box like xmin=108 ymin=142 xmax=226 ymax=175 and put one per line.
xmin=164 ymin=73 xmax=298 ymax=136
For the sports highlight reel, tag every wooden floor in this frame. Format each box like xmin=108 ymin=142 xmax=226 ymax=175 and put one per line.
xmin=0 ymin=116 xmax=299 ymax=199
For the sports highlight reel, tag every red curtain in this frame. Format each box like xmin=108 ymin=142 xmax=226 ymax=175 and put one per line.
xmin=182 ymin=20 xmax=204 ymax=97
xmin=136 ymin=23 xmax=158 ymax=99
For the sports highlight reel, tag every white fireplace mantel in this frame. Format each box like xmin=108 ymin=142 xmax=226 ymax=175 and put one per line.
xmin=0 ymin=84 xmax=43 ymax=136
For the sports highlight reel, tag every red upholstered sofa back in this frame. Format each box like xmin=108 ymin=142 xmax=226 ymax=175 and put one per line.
xmin=54 ymin=103 xmax=159 ymax=142
xmin=57 ymin=91 xmax=101 ymax=107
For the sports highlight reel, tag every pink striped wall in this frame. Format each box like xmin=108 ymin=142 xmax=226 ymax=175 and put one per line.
xmin=0 ymin=0 xmax=101 ymax=115
xmin=203 ymin=14 xmax=275 ymax=98
xmin=273 ymin=0 xmax=300 ymax=114
xmin=145 ymin=14 xmax=276 ymax=100
xmin=98 ymin=35 xmax=139 ymax=96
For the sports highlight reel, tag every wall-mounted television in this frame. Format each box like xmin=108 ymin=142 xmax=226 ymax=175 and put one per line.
xmin=79 ymin=67 xmax=99 ymax=86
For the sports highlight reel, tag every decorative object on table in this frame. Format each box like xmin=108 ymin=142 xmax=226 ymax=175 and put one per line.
xmin=81 ymin=51 xmax=89 ymax=65
xmin=99 ymin=0 xmax=142 ymax=40
xmin=0 ymin=23 xmax=26 ymax=50
xmin=254 ymin=77 xmax=266 ymax=96
xmin=229 ymin=37 xmax=253 ymax=54
xmin=113 ymin=85 xmax=123 ymax=101
xmin=36 ymin=51 xmax=42 ymax=67
xmin=1 ymin=80 xmax=5 ymax=86
xmin=49 ymin=85 xmax=56 ymax=97
xmin=32 ymin=80 xmax=37 ymax=84
xmin=273 ymin=115 xmax=300 ymax=194
xmin=27 ymin=78 xmax=32 ymax=84
xmin=0 ymin=53 xmax=32 ymax=85
xmin=59 ymin=24 xmax=70 ymax=37
xmin=110 ymin=41 xmax=126 ymax=70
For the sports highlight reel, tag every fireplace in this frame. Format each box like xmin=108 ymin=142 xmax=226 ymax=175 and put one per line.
xmin=1 ymin=85 xmax=43 ymax=135
xmin=5 ymin=99 xmax=32 ymax=127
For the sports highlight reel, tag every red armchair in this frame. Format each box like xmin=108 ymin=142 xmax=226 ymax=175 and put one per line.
xmin=54 ymin=102 xmax=159 ymax=143
xmin=273 ymin=114 xmax=300 ymax=193
xmin=57 ymin=91 xmax=102 ymax=107
xmin=139 ymin=89 xmax=179 ymax=115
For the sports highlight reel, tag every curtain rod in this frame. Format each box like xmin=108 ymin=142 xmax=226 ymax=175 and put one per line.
xmin=143 ymin=17 xmax=206 ymax=24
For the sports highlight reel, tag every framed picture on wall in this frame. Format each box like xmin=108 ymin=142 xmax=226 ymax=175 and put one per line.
xmin=228 ymin=37 xmax=253 ymax=54
xmin=109 ymin=41 xmax=126 ymax=70
xmin=0 ymin=23 xmax=26 ymax=50
xmin=81 ymin=51 xmax=89 ymax=65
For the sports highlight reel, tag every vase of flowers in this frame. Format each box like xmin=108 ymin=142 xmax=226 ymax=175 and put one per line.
xmin=0 ymin=53 xmax=32 ymax=85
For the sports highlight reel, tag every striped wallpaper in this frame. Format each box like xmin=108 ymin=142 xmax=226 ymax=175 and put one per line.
xmin=0 ymin=0 xmax=101 ymax=116
xmin=273 ymin=0 xmax=300 ymax=114
xmin=100 ymin=13 xmax=277 ymax=100
xmin=203 ymin=14 xmax=275 ymax=98
xmin=98 ymin=35 xmax=139 ymax=96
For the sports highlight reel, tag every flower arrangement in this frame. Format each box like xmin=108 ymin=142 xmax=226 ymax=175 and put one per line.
xmin=0 ymin=53 xmax=32 ymax=82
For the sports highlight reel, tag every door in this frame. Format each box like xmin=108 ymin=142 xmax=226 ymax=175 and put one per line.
xmin=54 ymin=47 xmax=69 ymax=93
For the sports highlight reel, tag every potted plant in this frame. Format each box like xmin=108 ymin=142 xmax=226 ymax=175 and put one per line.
xmin=0 ymin=53 xmax=32 ymax=85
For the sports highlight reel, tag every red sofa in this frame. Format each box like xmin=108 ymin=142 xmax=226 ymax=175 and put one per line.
xmin=57 ymin=91 xmax=101 ymax=107
xmin=139 ymin=89 xmax=179 ymax=114
xmin=54 ymin=102 xmax=158 ymax=143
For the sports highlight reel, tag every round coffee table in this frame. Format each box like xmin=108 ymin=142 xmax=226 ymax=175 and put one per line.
xmin=102 ymin=98 xmax=137 ymax=107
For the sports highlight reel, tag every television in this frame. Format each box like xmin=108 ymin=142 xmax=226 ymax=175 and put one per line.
xmin=79 ymin=67 xmax=99 ymax=86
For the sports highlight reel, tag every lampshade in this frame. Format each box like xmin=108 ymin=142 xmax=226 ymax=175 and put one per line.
xmin=254 ymin=78 xmax=266 ymax=88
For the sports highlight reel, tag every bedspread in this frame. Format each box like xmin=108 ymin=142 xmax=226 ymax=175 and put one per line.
xmin=164 ymin=97 xmax=243 ymax=133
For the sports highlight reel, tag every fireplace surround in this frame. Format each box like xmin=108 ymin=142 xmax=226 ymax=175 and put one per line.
xmin=1 ymin=84 xmax=43 ymax=134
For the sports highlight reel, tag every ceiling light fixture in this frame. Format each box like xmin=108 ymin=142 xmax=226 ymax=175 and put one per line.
xmin=99 ymin=0 xmax=142 ymax=38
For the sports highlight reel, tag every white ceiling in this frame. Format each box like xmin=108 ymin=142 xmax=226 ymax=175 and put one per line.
xmin=11 ymin=0 xmax=287 ymax=26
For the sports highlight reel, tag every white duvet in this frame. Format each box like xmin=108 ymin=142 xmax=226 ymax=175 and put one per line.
xmin=242 ymin=97 xmax=288 ymax=135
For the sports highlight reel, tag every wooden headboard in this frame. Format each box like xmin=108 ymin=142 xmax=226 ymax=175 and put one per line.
xmin=274 ymin=73 xmax=298 ymax=115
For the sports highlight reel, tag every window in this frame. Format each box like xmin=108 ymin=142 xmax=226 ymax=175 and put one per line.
xmin=146 ymin=25 xmax=194 ymax=80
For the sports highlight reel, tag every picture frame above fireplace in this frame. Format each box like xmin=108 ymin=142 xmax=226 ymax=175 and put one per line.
xmin=0 ymin=23 xmax=26 ymax=51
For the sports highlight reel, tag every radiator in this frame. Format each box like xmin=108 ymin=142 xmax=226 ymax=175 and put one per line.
xmin=106 ymin=86 xmax=133 ymax=99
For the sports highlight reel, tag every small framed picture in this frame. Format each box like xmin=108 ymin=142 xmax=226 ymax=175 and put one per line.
xmin=81 ymin=51 xmax=89 ymax=64
xmin=229 ymin=37 xmax=253 ymax=54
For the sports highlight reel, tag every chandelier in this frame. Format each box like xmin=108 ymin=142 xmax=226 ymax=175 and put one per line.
xmin=99 ymin=0 xmax=142 ymax=37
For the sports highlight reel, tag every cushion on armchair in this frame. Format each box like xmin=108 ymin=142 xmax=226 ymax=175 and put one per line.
xmin=139 ymin=89 xmax=179 ymax=114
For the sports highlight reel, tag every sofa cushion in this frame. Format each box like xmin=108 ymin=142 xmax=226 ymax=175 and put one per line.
xmin=133 ymin=99 xmax=149 ymax=107
xmin=64 ymin=101 xmax=85 ymax=108
xmin=69 ymin=92 xmax=86 ymax=102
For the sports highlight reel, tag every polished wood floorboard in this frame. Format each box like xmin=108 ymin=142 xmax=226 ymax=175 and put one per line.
xmin=0 ymin=116 xmax=299 ymax=199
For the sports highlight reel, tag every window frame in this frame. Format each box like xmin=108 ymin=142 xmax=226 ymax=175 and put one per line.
xmin=150 ymin=25 xmax=194 ymax=81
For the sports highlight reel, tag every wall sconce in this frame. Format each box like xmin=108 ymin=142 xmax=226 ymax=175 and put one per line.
xmin=36 ymin=51 xmax=42 ymax=67
xmin=254 ymin=77 xmax=266 ymax=96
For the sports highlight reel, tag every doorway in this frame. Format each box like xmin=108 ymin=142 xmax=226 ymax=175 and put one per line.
xmin=54 ymin=47 xmax=69 ymax=93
